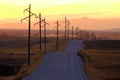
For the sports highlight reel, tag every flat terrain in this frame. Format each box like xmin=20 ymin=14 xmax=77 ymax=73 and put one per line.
xmin=78 ymin=40 xmax=120 ymax=80
xmin=83 ymin=40 xmax=120 ymax=50
xmin=0 ymin=36 xmax=66 ymax=80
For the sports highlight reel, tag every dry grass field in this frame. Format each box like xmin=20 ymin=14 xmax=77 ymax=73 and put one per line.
xmin=78 ymin=40 xmax=120 ymax=80
xmin=0 ymin=35 xmax=67 ymax=80
xmin=94 ymin=31 xmax=120 ymax=40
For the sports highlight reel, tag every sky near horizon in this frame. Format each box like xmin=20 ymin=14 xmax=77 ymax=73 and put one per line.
xmin=0 ymin=0 xmax=120 ymax=30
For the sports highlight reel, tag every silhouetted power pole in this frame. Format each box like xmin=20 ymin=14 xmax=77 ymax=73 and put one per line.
xmin=42 ymin=18 xmax=49 ymax=53
xmin=34 ymin=13 xmax=43 ymax=51
xmin=67 ymin=20 xmax=70 ymax=40
xmin=21 ymin=4 xmax=37 ymax=66
xmin=55 ymin=20 xmax=60 ymax=50
xmin=79 ymin=30 xmax=82 ymax=39
xmin=76 ymin=27 xmax=79 ymax=39
xmin=64 ymin=17 xmax=67 ymax=40
xmin=72 ymin=25 xmax=74 ymax=39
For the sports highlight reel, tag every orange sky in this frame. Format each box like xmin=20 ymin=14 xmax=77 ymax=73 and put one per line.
xmin=0 ymin=0 xmax=120 ymax=30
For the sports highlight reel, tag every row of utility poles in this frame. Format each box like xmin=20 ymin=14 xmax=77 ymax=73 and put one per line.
xmin=20 ymin=4 xmax=94 ymax=66
xmin=55 ymin=20 xmax=60 ymax=50
xmin=21 ymin=4 xmax=35 ymax=66
xmin=21 ymin=4 xmax=49 ymax=66
xmin=64 ymin=17 xmax=71 ymax=40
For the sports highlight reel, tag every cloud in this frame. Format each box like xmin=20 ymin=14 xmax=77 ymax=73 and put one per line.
xmin=48 ymin=12 xmax=106 ymax=20
xmin=75 ymin=12 xmax=106 ymax=15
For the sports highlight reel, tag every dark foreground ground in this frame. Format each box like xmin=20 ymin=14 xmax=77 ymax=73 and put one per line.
xmin=0 ymin=36 xmax=67 ymax=80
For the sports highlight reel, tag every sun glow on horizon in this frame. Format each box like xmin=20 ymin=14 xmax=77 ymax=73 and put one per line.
xmin=0 ymin=0 xmax=120 ymax=30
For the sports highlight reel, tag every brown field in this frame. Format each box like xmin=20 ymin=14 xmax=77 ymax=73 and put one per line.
xmin=94 ymin=31 xmax=120 ymax=40
xmin=78 ymin=40 xmax=120 ymax=80
xmin=0 ymin=33 xmax=67 ymax=80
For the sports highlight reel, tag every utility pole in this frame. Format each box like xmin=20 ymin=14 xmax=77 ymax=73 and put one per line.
xmin=67 ymin=20 xmax=70 ymax=40
xmin=38 ymin=13 xmax=42 ymax=51
xmin=64 ymin=17 xmax=67 ymax=40
xmin=28 ymin=4 xmax=31 ymax=66
xmin=43 ymin=18 xmax=46 ymax=53
xmin=76 ymin=27 xmax=77 ymax=39
xmin=21 ymin=4 xmax=37 ymax=66
xmin=55 ymin=20 xmax=60 ymax=50
xmin=79 ymin=30 xmax=81 ymax=40
xmin=72 ymin=25 xmax=74 ymax=39
xmin=42 ymin=18 xmax=49 ymax=53
xmin=76 ymin=27 xmax=79 ymax=39
xmin=34 ymin=13 xmax=43 ymax=51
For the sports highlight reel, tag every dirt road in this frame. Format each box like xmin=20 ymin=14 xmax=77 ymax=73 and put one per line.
xmin=23 ymin=40 xmax=88 ymax=80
